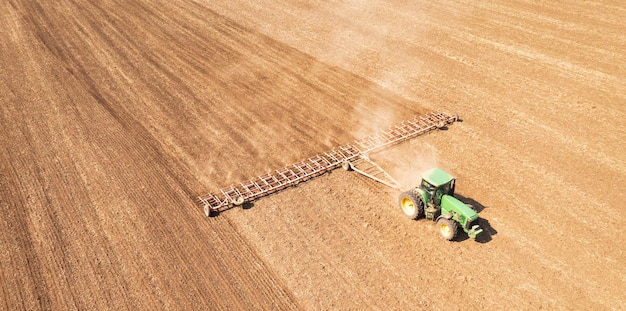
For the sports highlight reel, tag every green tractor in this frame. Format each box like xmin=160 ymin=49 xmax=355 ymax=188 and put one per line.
xmin=398 ymin=168 xmax=483 ymax=240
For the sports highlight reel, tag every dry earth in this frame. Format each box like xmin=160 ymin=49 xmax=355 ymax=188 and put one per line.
xmin=1 ymin=0 xmax=625 ymax=310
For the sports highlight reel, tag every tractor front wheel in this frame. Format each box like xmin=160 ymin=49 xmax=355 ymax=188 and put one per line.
xmin=398 ymin=191 xmax=424 ymax=220
xmin=437 ymin=218 xmax=458 ymax=241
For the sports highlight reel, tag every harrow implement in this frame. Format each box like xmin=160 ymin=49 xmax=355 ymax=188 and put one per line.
xmin=198 ymin=111 xmax=458 ymax=216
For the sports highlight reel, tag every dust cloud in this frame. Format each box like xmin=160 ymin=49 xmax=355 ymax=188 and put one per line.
xmin=352 ymin=102 xmax=398 ymax=139
xmin=370 ymin=140 xmax=439 ymax=191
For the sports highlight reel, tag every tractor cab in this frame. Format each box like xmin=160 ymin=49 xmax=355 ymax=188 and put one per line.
xmin=419 ymin=168 xmax=456 ymax=206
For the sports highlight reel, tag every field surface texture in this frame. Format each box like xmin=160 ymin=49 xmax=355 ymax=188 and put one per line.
xmin=1 ymin=0 xmax=624 ymax=310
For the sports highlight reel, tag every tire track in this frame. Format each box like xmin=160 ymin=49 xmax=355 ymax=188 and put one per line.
xmin=198 ymin=0 xmax=626 ymax=309
xmin=4 ymin=0 xmax=624 ymax=309
xmin=1 ymin=0 xmax=304 ymax=309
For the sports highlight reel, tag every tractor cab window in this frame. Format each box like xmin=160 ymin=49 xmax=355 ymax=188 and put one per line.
xmin=440 ymin=182 xmax=452 ymax=196
xmin=435 ymin=184 xmax=451 ymax=204
xmin=421 ymin=179 xmax=435 ymax=192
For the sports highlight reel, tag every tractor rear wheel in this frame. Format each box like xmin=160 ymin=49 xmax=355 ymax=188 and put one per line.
xmin=437 ymin=218 xmax=458 ymax=240
xmin=398 ymin=191 xmax=424 ymax=220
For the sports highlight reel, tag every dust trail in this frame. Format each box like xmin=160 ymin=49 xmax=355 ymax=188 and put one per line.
xmin=369 ymin=140 xmax=438 ymax=196
xmin=353 ymin=102 xmax=399 ymax=139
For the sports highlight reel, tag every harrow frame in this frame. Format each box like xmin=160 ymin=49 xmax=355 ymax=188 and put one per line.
xmin=198 ymin=111 xmax=457 ymax=216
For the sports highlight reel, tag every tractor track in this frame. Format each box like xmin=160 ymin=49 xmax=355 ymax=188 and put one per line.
xmin=1 ymin=0 xmax=625 ymax=309
xmin=0 ymin=0 xmax=312 ymax=309
xmin=197 ymin=0 xmax=626 ymax=309
xmin=1 ymin=0 xmax=420 ymax=308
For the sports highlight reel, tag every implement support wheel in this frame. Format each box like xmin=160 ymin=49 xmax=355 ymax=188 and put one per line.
xmin=398 ymin=191 xmax=424 ymax=220
xmin=342 ymin=161 xmax=352 ymax=171
xmin=437 ymin=218 xmax=458 ymax=241
xmin=233 ymin=196 xmax=245 ymax=206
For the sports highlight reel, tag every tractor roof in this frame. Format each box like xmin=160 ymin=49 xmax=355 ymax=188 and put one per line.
xmin=422 ymin=168 xmax=454 ymax=187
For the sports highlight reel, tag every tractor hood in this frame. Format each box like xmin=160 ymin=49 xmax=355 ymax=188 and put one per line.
xmin=441 ymin=195 xmax=478 ymax=220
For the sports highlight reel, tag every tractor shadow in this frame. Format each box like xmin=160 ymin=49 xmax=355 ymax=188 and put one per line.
xmin=452 ymin=194 xmax=497 ymax=244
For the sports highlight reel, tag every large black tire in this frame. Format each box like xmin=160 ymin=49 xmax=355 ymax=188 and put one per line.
xmin=437 ymin=218 xmax=458 ymax=241
xmin=398 ymin=191 xmax=424 ymax=220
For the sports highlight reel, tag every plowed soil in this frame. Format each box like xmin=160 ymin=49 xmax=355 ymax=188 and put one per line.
xmin=1 ymin=0 xmax=624 ymax=309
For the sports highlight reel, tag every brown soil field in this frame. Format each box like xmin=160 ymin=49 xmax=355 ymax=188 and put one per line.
xmin=1 ymin=0 xmax=624 ymax=309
